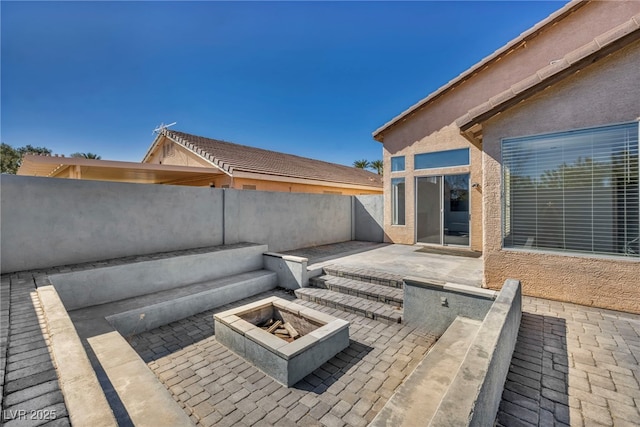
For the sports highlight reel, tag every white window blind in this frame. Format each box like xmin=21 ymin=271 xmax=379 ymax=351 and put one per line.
xmin=502 ymin=122 xmax=639 ymax=257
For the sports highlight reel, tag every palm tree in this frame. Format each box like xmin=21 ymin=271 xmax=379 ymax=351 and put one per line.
xmin=353 ymin=159 xmax=370 ymax=169
xmin=70 ymin=152 xmax=102 ymax=160
xmin=370 ymin=160 xmax=383 ymax=175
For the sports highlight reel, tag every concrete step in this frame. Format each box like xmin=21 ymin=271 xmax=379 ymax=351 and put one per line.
xmin=294 ymin=288 xmax=402 ymax=325
xmin=370 ymin=316 xmax=482 ymax=427
xmin=70 ymin=270 xmax=278 ymax=336
xmin=322 ymin=264 xmax=404 ymax=289
xmin=309 ymin=275 xmax=403 ymax=307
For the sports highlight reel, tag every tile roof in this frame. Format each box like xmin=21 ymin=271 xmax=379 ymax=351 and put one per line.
xmin=456 ymin=13 xmax=640 ymax=142
xmin=163 ymin=129 xmax=383 ymax=188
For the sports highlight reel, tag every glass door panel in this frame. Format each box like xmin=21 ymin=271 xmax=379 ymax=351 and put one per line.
xmin=444 ymin=174 xmax=470 ymax=246
xmin=416 ymin=176 xmax=442 ymax=244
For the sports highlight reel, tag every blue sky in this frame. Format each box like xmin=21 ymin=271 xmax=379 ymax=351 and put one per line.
xmin=2 ymin=1 xmax=564 ymax=166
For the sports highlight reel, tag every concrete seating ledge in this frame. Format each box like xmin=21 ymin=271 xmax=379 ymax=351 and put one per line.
xmin=37 ymin=285 xmax=117 ymax=426
xmin=372 ymin=279 xmax=522 ymax=427
xmin=88 ymin=331 xmax=194 ymax=426
xmin=50 ymin=243 xmax=269 ymax=311
xmin=38 ymin=284 xmax=194 ymax=426
xmin=37 ymin=243 xmax=284 ymax=426
xmin=105 ymin=270 xmax=278 ymax=336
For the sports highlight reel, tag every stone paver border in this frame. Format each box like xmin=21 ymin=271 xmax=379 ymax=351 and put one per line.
xmin=1 ymin=274 xmax=71 ymax=426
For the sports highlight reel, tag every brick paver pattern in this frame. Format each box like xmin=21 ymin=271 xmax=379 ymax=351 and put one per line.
xmin=497 ymin=296 xmax=640 ymax=427
xmin=0 ymin=246 xmax=247 ymax=427
xmin=129 ymin=290 xmax=437 ymax=427
xmin=1 ymin=274 xmax=70 ymax=427
xmin=2 ymin=246 xmax=640 ymax=427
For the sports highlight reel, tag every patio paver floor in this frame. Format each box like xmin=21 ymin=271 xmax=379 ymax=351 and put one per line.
xmin=1 ymin=244 xmax=639 ymax=426
xmin=128 ymin=289 xmax=438 ymax=427
xmin=497 ymin=296 xmax=640 ymax=427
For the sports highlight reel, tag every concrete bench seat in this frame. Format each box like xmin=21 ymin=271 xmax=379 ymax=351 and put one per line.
xmin=370 ymin=316 xmax=481 ymax=426
xmin=35 ymin=243 xmax=283 ymax=426
xmin=372 ymin=279 xmax=522 ymax=427
xmin=49 ymin=243 xmax=269 ymax=311
xmin=69 ymin=269 xmax=278 ymax=336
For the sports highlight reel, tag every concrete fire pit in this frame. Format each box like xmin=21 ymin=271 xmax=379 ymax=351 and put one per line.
xmin=214 ymin=296 xmax=350 ymax=386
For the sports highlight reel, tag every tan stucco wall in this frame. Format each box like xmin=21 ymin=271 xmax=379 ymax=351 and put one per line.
xmin=481 ymin=39 xmax=640 ymax=314
xmin=147 ymin=138 xmax=213 ymax=168
xmin=227 ymin=177 xmax=381 ymax=195
xmin=383 ymin=124 xmax=483 ymax=251
xmin=378 ymin=1 xmax=640 ymax=251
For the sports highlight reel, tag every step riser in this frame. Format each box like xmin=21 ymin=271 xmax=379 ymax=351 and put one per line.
xmin=295 ymin=290 xmax=401 ymax=325
xmin=323 ymin=267 xmax=403 ymax=289
xmin=107 ymin=273 xmax=278 ymax=336
xmin=309 ymin=278 xmax=402 ymax=307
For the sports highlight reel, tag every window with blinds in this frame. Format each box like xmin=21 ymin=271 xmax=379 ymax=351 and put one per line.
xmin=502 ymin=122 xmax=639 ymax=257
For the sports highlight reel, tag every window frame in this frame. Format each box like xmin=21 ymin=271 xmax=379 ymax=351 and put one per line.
xmin=414 ymin=148 xmax=469 ymax=170
xmin=391 ymin=156 xmax=405 ymax=172
xmin=391 ymin=177 xmax=406 ymax=226
xmin=500 ymin=121 xmax=639 ymax=259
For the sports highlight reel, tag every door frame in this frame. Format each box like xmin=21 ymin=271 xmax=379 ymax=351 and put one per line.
xmin=415 ymin=173 xmax=471 ymax=248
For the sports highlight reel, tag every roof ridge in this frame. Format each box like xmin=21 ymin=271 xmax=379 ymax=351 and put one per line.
xmin=160 ymin=129 xmax=382 ymax=188
xmin=165 ymin=129 xmax=378 ymax=174
xmin=163 ymin=129 xmax=234 ymax=174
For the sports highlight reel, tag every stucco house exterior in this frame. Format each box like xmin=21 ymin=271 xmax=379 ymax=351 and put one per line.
xmin=18 ymin=129 xmax=382 ymax=195
xmin=374 ymin=0 xmax=640 ymax=313
xmin=142 ymin=129 xmax=382 ymax=194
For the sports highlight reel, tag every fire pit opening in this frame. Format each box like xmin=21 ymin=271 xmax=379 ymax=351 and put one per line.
xmin=238 ymin=302 xmax=322 ymax=343
xmin=214 ymin=296 xmax=350 ymax=386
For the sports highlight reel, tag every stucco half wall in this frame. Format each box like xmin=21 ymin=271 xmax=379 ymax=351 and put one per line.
xmin=481 ymin=40 xmax=640 ymax=314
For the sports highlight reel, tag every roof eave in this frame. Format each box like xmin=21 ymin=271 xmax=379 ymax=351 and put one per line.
xmin=141 ymin=132 xmax=165 ymax=163
xmin=372 ymin=0 xmax=586 ymax=142
xmin=456 ymin=15 xmax=640 ymax=144
xmin=232 ymin=170 xmax=383 ymax=190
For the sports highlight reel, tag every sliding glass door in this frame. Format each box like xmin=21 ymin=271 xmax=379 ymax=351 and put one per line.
xmin=416 ymin=176 xmax=442 ymax=244
xmin=416 ymin=174 xmax=470 ymax=246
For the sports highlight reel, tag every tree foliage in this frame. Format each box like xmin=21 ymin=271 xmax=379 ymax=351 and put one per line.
xmin=1 ymin=143 xmax=52 ymax=174
xmin=370 ymin=160 xmax=383 ymax=175
xmin=353 ymin=159 xmax=383 ymax=175
xmin=353 ymin=159 xmax=370 ymax=169
xmin=70 ymin=152 xmax=102 ymax=160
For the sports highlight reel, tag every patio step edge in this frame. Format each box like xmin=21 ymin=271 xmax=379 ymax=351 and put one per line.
xmin=309 ymin=275 xmax=403 ymax=307
xmin=322 ymin=264 xmax=404 ymax=289
xmin=294 ymin=288 xmax=402 ymax=325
